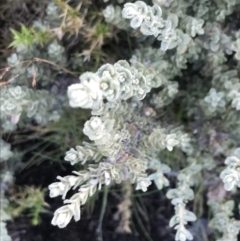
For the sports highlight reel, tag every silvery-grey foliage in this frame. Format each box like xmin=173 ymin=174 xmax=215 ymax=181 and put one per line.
xmin=50 ymin=157 xmax=149 ymax=228
xmin=147 ymin=128 xmax=179 ymax=151
xmin=151 ymin=81 xmax=179 ymax=108
xmin=103 ymin=5 xmax=129 ymax=30
xmin=0 ymin=139 xmax=13 ymax=162
xmin=203 ymin=24 xmax=232 ymax=54
xmin=50 ymin=53 xmax=195 ymax=229
xmin=204 ymin=88 xmax=226 ymax=112
xmin=64 ymin=142 xmax=102 ymax=165
xmin=7 ymin=24 xmax=66 ymax=87
xmin=232 ymin=31 xmax=240 ymax=60
xmin=122 ymin=1 xmax=189 ymax=51
xmin=4 ymin=0 xmax=240 ymax=240
xmin=208 ymin=200 xmax=240 ymax=241
xmin=200 ymin=69 xmax=240 ymax=116
xmin=0 ymin=158 xmax=14 ymax=241
xmin=0 ymin=86 xmax=60 ymax=131
xmin=185 ymin=17 xmax=204 ymax=38
xmin=67 ymin=60 xmax=164 ymax=110
xmin=48 ymin=41 xmax=66 ymax=65
xmin=191 ymin=0 xmax=238 ymax=21
xmin=148 ymin=159 xmax=170 ymax=189
xmin=67 ymin=73 xmax=103 ymax=109
xmin=220 ymin=148 xmax=240 ymax=191
xmin=46 ymin=2 xmax=59 ymax=16
xmin=166 ymin=164 xmax=202 ymax=241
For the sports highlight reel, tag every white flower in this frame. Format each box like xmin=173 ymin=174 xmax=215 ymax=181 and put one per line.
xmin=122 ymin=3 xmax=138 ymax=19
xmin=67 ymin=72 xmax=102 ymax=109
xmin=220 ymin=149 xmax=240 ymax=191
xmin=225 ymin=155 xmax=240 ymax=169
xmin=64 ymin=193 xmax=81 ymax=221
xmin=220 ymin=168 xmax=239 ymax=191
xmin=64 ymin=148 xmax=79 ymax=165
xmin=67 ymin=83 xmax=91 ymax=108
xmin=49 ymin=176 xmax=78 ymax=199
xmin=48 ymin=182 xmax=65 ymax=198
xmin=51 ymin=206 xmax=73 ymax=228
xmin=83 ymin=117 xmax=106 ymax=141
xmin=136 ymin=177 xmax=151 ymax=192
xmin=104 ymin=171 xmax=111 ymax=185
xmin=122 ymin=1 xmax=148 ymax=29
xmin=164 ymin=134 xmax=179 ymax=151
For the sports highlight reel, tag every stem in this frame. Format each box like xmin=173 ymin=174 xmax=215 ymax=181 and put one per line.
xmin=132 ymin=197 xmax=154 ymax=241
xmin=33 ymin=58 xmax=78 ymax=77
xmin=96 ymin=185 xmax=109 ymax=241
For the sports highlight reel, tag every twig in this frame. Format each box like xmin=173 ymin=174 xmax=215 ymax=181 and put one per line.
xmin=0 ymin=57 xmax=78 ymax=88
xmin=33 ymin=57 xmax=78 ymax=77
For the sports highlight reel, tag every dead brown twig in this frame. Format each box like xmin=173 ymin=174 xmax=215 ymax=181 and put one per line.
xmin=0 ymin=57 xmax=78 ymax=87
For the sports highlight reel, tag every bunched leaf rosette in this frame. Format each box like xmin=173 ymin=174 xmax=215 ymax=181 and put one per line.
xmin=122 ymin=1 xmax=148 ymax=29
xmin=67 ymin=72 xmax=103 ymax=109
xmin=98 ymin=64 xmax=121 ymax=101
xmin=83 ymin=117 xmax=115 ymax=146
